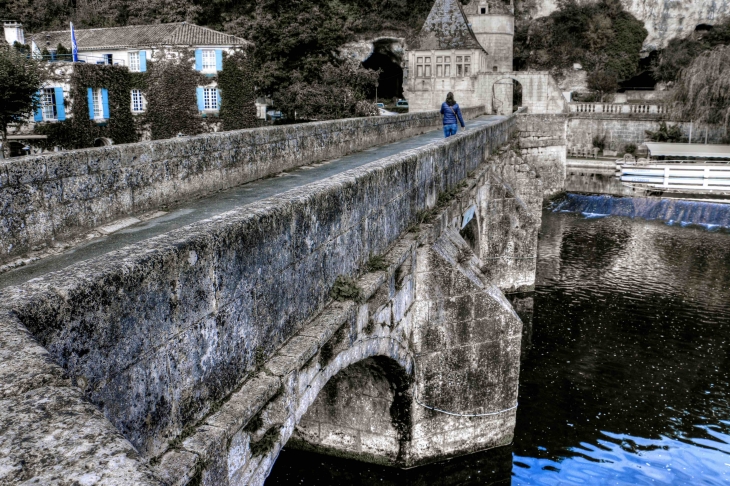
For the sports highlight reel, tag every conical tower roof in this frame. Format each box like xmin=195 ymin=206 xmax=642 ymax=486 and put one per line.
xmin=413 ymin=0 xmax=485 ymax=51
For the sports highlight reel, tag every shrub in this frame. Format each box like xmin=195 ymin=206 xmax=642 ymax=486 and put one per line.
xmin=624 ymin=143 xmax=637 ymax=155
xmin=592 ymin=134 xmax=607 ymax=150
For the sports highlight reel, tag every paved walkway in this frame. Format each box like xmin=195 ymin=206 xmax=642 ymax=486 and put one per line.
xmin=0 ymin=116 xmax=506 ymax=289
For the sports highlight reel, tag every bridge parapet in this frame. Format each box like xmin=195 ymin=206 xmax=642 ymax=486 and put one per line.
xmin=0 ymin=107 xmax=484 ymax=266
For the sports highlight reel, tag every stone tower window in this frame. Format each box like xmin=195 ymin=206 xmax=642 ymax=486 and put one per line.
xmin=481 ymin=7 xmax=487 ymax=14
xmin=444 ymin=56 xmax=451 ymax=76
xmin=493 ymin=66 xmax=499 ymax=72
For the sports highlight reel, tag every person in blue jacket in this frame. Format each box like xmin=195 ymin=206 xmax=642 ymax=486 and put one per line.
xmin=441 ymin=92 xmax=465 ymax=138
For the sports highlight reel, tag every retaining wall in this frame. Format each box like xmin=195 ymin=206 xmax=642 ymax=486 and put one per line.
xmin=0 ymin=107 xmax=484 ymax=264
xmin=0 ymin=112 xmax=514 ymax=482
xmin=567 ymin=116 xmax=726 ymax=149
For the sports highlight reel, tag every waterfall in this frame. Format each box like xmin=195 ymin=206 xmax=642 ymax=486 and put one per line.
xmin=553 ymin=194 xmax=730 ymax=229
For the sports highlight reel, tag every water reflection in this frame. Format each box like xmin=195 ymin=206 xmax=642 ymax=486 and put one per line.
xmin=267 ymin=209 xmax=730 ymax=485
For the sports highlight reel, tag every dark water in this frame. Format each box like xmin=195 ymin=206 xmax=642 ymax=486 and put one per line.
xmin=267 ymin=202 xmax=730 ymax=485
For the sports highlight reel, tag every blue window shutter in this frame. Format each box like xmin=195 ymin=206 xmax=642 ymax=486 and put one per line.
xmin=195 ymin=50 xmax=203 ymax=71
xmin=54 ymin=87 xmax=66 ymax=121
xmin=101 ymin=88 xmax=110 ymax=119
xmin=34 ymin=91 xmax=43 ymax=122
xmin=196 ymin=87 xmax=205 ymax=111
xmin=87 ymin=87 xmax=95 ymax=119
xmin=139 ymin=51 xmax=147 ymax=72
xmin=215 ymin=50 xmax=223 ymax=71
xmin=217 ymin=89 xmax=221 ymax=109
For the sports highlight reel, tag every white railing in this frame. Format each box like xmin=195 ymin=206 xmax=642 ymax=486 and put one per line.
xmin=621 ymin=164 xmax=730 ymax=190
xmin=570 ymin=103 xmax=666 ymax=115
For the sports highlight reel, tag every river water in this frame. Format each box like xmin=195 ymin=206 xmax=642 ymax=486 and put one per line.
xmin=267 ymin=202 xmax=730 ymax=485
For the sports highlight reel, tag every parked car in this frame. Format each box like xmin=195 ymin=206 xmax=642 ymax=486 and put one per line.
xmin=266 ymin=110 xmax=284 ymax=120
xmin=396 ymin=99 xmax=409 ymax=108
xmin=376 ymin=103 xmax=385 ymax=109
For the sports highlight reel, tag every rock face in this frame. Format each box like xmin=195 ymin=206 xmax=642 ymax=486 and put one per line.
xmin=532 ymin=0 xmax=730 ymax=52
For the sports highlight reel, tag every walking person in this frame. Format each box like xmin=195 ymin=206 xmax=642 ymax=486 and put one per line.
xmin=441 ymin=92 xmax=465 ymax=138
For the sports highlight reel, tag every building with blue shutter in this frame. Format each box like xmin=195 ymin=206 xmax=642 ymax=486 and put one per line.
xmin=3 ymin=21 xmax=254 ymax=153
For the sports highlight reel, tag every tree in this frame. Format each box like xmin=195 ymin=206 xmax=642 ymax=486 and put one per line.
xmin=587 ymin=71 xmax=619 ymax=101
xmin=277 ymin=59 xmax=379 ymax=120
xmin=0 ymin=45 xmax=44 ymax=158
xmin=669 ymin=45 xmax=730 ymax=136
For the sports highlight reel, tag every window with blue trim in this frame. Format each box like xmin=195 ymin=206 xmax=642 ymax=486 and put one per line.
xmin=203 ymin=87 xmax=219 ymax=110
xmin=40 ymin=88 xmax=57 ymax=121
xmin=201 ymin=50 xmax=216 ymax=73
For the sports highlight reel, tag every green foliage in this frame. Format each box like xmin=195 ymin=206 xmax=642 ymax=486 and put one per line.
xmin=653 ymin=19 xmax=730 ymax=83
xmin=277 ymin=59 xmax=379 ymax=120
xmin=624 ymin=143 xmax=637 ymax=155
xmin=34 ymin=63 xmax=138 ymax=150
xmin=514 ymin=0 xmax=646 ymax=81
xmin=668 ymin=46 xmax=730 ymax=134
xmin=645 ymin=122 xmax=684 ymax=143
xmin=365 ymin=255 xmax=388 ymax=273
xmin=146 ymin=51 xmax=205 ymax=140
xmin=587 ymin=71 xmax=619 ymax=100
xmin=330 ymin=275 xmax=362 ymax=303
xmin=249 ymin=425 xmax=281 ymax=456
xmin=592 ymin=134 xmax=607 ymax=151
xmin=219 ymin=50 xmax=257 ymax=131
xmin=0 ymin=45 xmax=44 ymax=156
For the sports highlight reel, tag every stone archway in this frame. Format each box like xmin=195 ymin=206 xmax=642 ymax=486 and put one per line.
xmin=491 ymin=76 xmax=522 ymax=115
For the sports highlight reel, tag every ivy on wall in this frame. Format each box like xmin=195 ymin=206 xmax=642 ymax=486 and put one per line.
xmin=219 ymin=50 xmax=257 ymax=131
xmin=146 ymin=51 xmax=205 ymax=140
xmin=35 ymin=63 xmax=139 ymax=149
xmin=34 ymin=49 xmax=257 ymax=149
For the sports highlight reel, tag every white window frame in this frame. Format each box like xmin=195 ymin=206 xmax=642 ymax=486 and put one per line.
xmin=131 ymin=89 xmax=146 ymax=113
xmin=129 ymin=52 xmax=140 ymax=72
xmin=201 ymin=49 xmax=216 ymax=73
xmin=41 ymin=88 xmax=57 ymax=121
xmin=93 ymin=88 xmax=104 ymax=120
xmin=203 ymin=87 xmax=219 ymax=110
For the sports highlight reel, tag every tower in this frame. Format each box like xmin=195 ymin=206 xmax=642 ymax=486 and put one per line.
xmin=463 ymin=0 xmax=514 ymax=72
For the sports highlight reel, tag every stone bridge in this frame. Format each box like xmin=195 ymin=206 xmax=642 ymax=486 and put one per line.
xmin=0 ymin=109 xmax=565 ymax=485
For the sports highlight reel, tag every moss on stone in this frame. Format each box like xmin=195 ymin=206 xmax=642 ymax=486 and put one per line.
xmin=365 ymin=255 xmax=389 ymax=273
xmin=330 ymin=276 xmax=362 ymax=303
xmin=249 ymin=425 xmax=281 ymax=457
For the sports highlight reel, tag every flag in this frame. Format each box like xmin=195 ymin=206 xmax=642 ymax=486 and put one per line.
xmin=70 ymin=22 xmax=78 ymax=62
xmin=31 ymin=40 xmax=42 ymax=60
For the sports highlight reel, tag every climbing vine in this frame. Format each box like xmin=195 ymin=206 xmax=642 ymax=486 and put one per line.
xmin=219 ymin=49 xmax=257 ymax=131
xmin=146 ymin=51 xmax=205 ymax=140
xmin=35 ymin=63 xmax=139 ymax=149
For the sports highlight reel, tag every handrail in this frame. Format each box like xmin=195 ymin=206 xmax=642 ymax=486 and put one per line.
xmin=620 ymin=164 xmax=730 ymax=189
xmin=570 ymin=103 xmax=666 ymax=115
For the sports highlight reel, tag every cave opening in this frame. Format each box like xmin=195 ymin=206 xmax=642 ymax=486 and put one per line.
xmin=363 ymin=40 xmax=404 ymax=103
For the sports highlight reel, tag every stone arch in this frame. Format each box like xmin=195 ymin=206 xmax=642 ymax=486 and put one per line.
xmin=234 ymin=336 xmax=415 ymax=485
xmin=93 ymin=137 xmax=113 ymax=147
xmin=491 ymin=75 xmax=522 ymax=115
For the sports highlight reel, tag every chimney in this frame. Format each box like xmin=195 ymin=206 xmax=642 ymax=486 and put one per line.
xmin=3 ymin=21 xmax=25 ymax=46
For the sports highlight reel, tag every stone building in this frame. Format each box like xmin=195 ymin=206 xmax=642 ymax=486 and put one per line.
xmin=404 ymin=0 xmax=566 ymax=115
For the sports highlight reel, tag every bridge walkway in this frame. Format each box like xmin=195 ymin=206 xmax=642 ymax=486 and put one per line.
xmin=0 ymin=115 xmax=506 ymax=289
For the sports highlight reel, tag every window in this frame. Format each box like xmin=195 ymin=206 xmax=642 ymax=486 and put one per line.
xmin=436 ymin=64 xmax=443 ymax=77
xmin=129 ymin=52 xmax=140 ymax=72
xmin=93 ymin=88 xmax=104 ymax=120
xmin=104 ymin=54 xmax=113 ymax=65
xmin=444 ymin=64 xmax=451 ymax=76
xmin=436 ymin=56 xmax=443 ymax=63
xmin=493 ymin=66 xmax=499 ymax=72
xmin=204 ymin=87 xmax=219 ymax=110
xmin=417 ymin=57 xmax=423 ymax=64
xmin=425 ymin=57 xmax=431 ymax=64
xmin=131 ymin=89 xmax=146 ymax=113
xmin=425 ymin=65 xmax=432 ymax=77
xmin=40 ymin=88 xmax=57 ymax=121
xmin=481 ymin=7 xmax=487 ymax=14
xmin=202 ymin=50 xmax=216 ymax=72
xmin=417 ymin=65 xmax=423 ymax=77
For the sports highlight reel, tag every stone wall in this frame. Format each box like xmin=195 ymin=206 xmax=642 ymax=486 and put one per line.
xmin=517 ymin=114 xmax=568 ymax=198
xmin=0 ymin=114 xmax=515 ymax=482
xmin=0 ymin=107 xmax=484 ymax=265
xmin=567 ymin=116 xmax=726 ymax=149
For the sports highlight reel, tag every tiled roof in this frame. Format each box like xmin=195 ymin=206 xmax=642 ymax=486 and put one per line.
xmin=413 ymin=0 xmax=485 ymax=51
xmin=31 ymin=23 xmax=249 ymax=51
